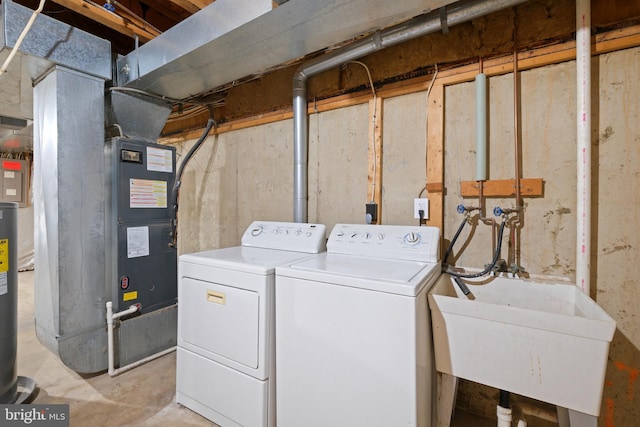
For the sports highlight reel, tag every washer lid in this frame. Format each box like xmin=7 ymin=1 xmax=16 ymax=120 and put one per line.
xmin=180 ymin=246 xmax=320 ymax=275
xmin=281 ymin=253 xmax=440 ymax=296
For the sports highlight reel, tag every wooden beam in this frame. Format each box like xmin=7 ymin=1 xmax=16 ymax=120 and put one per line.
xmin=367 ymin=97 xmax=383 ymax=223
xmin=167 ymin=0 xmax=213 ymax=14
xmin=459 ymin=179 xmax=544 ymax=198
xmin=52 ymin=0 xmax=160 ymax=42
xmin=426 ymin=83 xmax=444 ymax=235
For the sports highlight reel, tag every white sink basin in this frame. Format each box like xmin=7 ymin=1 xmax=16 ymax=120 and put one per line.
xmin=428 ymin=274 xmax=616 ymax=416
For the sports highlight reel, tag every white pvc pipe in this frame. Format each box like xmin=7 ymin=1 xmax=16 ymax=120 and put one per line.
xmin=106 ymin=301 xmax=176 ymax=377
xmin=476 ymin=72 xmax=488 ymax=181
xmin=497 ymin=405 xmax=513 ymax=427
xmin=576 ymin=0 xmax=591 ymax=296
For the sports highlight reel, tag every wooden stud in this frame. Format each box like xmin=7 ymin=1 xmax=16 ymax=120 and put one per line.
xmin=426 ymin=83 xmax=444 ymax=234
xmin=367 ymin=96 xmax=384 ymax=223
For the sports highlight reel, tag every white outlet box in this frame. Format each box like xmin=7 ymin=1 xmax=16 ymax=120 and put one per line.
xmin=414 ymin=198 xmax=429 ymax=219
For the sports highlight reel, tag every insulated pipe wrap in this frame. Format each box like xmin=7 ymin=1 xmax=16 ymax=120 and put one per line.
xmin=476 ymin=73 xmax=487 ymax=181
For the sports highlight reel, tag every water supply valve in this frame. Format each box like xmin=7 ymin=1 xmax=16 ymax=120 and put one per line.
xmin=457 ymin=204 xmax=478 ymax=214
xmin=494 ymin=206 xmax=519 ymax=217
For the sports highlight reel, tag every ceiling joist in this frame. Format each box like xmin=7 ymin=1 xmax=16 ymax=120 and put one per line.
xmin=168 ymin=0 xmax=214 ymax=14
xmin=51 ymin=0 xmax=161 ymax=42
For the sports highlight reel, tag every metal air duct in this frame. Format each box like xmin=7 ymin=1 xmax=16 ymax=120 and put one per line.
xmin=115 ymin=0 xmax=461 ymax=100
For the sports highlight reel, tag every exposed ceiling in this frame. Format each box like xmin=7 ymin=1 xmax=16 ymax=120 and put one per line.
xmin=12 ymin=0 xmax=213 ymax=54
xmin=1 ymin=0 xmax=460 ymax=151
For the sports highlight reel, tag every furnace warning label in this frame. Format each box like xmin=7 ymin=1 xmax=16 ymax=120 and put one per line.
xmin=127 ymin=226 xmax=150 ymax=258
xmin=0 ymin=239 xmax=8 ymax=273
xmin=130 ymin=179 xmax=168 ymax=208
xmin=0 ymin=239 xmax=8 ymax=296
xmin=147 ymin=146 xmax=173 ymax=173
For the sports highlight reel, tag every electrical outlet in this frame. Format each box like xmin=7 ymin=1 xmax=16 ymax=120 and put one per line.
xmin=414 ymin=198 xmax=429 ymax=219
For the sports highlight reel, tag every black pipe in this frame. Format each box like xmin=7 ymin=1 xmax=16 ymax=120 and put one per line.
xmin=499 ymin=389 xmax=510 ymax=409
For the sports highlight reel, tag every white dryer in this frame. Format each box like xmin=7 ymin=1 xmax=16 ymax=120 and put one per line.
xmin=176 ymin=221 xmax=326 ymax=427
xmin=275 ymin=223 xmax=441 ymax=427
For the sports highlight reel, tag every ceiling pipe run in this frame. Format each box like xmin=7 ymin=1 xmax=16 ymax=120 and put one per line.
xmin=292 ymin=0 xmax=530 ymax=223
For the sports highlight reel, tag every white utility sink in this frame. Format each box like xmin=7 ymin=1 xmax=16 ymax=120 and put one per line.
xmin=428 ymin=275 xmax=616 ymax=416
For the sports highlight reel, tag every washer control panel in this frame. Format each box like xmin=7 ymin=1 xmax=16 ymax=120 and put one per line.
xmin=241 ymin=221 xmax=326 ymax=253
xmin=327 ymin=224 xmax=440 ymax=262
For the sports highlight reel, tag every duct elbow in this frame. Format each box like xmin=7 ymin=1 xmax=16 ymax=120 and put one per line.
xmin=293 ymin=67 xmax=308 ymax=89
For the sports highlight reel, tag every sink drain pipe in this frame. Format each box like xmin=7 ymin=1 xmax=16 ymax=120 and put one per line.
xmin=292 ymin=0 xmax=530 ymax=222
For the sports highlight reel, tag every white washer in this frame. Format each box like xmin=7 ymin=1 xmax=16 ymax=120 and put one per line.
xmin=275 ymin=223 xmax=441 ymax=427
xmin=176 ymin=221 xmax=326 ymax=427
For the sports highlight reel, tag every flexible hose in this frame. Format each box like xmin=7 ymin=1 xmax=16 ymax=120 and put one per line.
xmin=442 ymin=215 xmax=468 ymax=266
xmin=445 ymin=219 xmax=507 ymax=279
xmin=170 ymin=118 xmax=216 ymax=247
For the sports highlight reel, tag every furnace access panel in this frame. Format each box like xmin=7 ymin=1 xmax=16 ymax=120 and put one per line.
xmin=106 ymin=138 xmax=177 ymax=313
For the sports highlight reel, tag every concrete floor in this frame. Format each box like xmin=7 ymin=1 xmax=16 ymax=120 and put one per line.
xmin=16 ymin=270 xmax=493 ymax=427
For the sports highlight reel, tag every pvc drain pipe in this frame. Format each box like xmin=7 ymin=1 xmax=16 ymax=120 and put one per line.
xmin=106 ymin=301 xmax=176 ymax=377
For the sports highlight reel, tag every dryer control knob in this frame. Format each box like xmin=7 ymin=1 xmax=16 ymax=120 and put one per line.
xmin=251 ymin=226 xmax=264 ymax=236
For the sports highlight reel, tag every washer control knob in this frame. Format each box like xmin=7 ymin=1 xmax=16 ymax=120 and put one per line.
xmin=404 ymin=232 xmax=420 ymax=245
xmin=251 ymin=226 xmax=264 ymax=236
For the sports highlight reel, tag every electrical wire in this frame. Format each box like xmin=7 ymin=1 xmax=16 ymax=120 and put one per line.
xmin=347 ymin=60 xmax=377 ymax=203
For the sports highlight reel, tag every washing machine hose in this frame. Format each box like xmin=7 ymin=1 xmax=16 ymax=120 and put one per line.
xmin=443 ymin=218 xmax=507 ymax=279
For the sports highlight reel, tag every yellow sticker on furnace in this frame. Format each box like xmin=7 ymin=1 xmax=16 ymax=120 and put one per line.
xmin=0 ymin=239 xmax=8 ymax=273
xmin=123 ymin=291 xmax=138 ymax=301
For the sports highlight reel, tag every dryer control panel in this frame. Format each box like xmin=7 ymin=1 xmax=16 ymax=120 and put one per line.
xmin=241 ymin=221 xmax=326 ymax=253
xmin=327 ymin=224 xmax=440 ymax=262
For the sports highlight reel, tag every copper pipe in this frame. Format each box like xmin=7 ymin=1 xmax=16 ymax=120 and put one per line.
xmin=512 ymin=50 xmax=523 ymax=271
xmin=513 ymin=50 xmax=522 ymax=208
xmin=478 ymin=181 xmax=497 ymax=254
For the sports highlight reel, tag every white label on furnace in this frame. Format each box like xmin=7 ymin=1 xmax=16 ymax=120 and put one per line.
xmin=5 ymin=188 xmax=16 ymax=196
xmin=4 ymin=171 xmax=14 ymax=178
xmin=0 ymin=272 xmax=7 ymax=296
xmin=130 ymin=179 xmax=167 ymax=208
xmin=127 ymin=226 xmax=150 ymax=258
xmin=147 ymin=147 xmax=173 ymax=173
